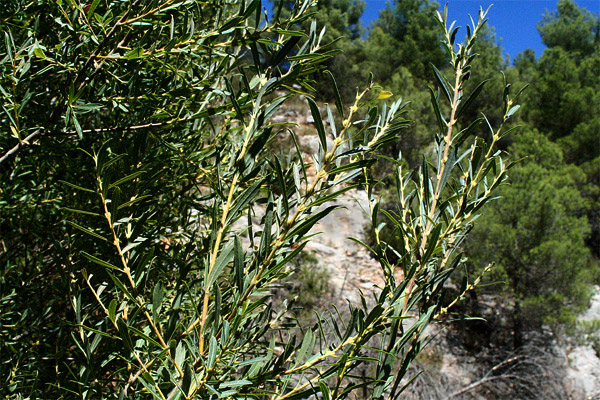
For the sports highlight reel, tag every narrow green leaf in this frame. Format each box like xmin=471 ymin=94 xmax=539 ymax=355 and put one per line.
xmin=273 ymin=156 xmax=289 ymax=215
xmin=226 ymin=178 xmax=265 ymax=225
xmin=450 ymin=26 xmax=459 ymax=45
xmin=182 ymin=362 xmax=193 ymax=396
xmin=71 ymin=110 xmax=83 ymax=139
xmin=319 ymin=382 xmax=331 ymax=400
xmin=108 ymin=299 xmax=117 ymax=323
xmin=67 ymin=221 xmax=109 ymax=242
xmin=33 ymin=46 xmax=46 ymax=60
xmin=342 ymin=310 xmax=357 ymax=342
xmin=325 ymin=70 xmax=344 ymax=119
xmin=326 ymin=104 xmax=337 ymax=139
xmin=81 ymin=250 xmax=121 ymax=271
xmin=287 ymin=52 xmax=337 ymax=62
xmin=175 ymin=342 xmax=186 ymax=367
xmin=117 ymin=318 xmax=134 ymax=352
xmin=87 ymin=0 xmax=101 ymax=16
xmin=117 ymin=195 xmax=151 ymax=210
xmin=63 ymin=207 xmax=101 ymax=217
xmin=271 ymin=242 xmax=307 ymax=273
xmin=220 ymin=379 xmax=252 ymax=388
xmin=264 ymin=96 xmax=287 ymax=120
xmin=233 ymin=237 xmax=244 ymax=289
xmin=307 ymin=97 xmax=327 ymax=153
xmin=431 ymin=64 xmax=453 ymax=103
xmin=286 ymin=205 xmax=337 ymax=240
xmin=106 ymin=271 xmax=136 ymax=302
xmin=376 ymin=90 xmax=393 ymax=100
xmin=79 ymin=324 xmax=118 ymax=339
xmin=124 ymin=48 xmax=144 ymax=59
xmin=456 ymin=80 xmax=488 ymax=120
xmin=422 ymin=223 xmax=442 ymax=263
xmin=306 ymin=184 xmax=360 ymax=209
xmin=108 ymin=170 xmax=145 ymax=189
xmin=272 ymin=29 xmax=307 ymax=37
xmin=514 ymin=84 xmax=529 ymax=100
xmin=207 ymin=241 xmax=235 ymax=287
xmin=152 ymin=283 xmax=163 ymax=323
xmin=271 ymin=36 xmax=301 ymax=67
xmin=121 ymin=237 xmax=146 ymax=254
xmin=207 ymin=336 xmax=218 ymax=369
xmin=4 ymin=31 xmax=14 ymax=63
xmin=438 ymin=147 xmax=456 ymax=194
xmin=225 ymin=78 xmax=245 ymax=124
xmin=60 ymin=180 xmax=95 ymax=193
xmin=258 ymin=202 xmax=273 ymax=263
xmin=506 ymin=104 xmax=520 ymax=118
xmin=219 ymin=16 xmax=243 ymax=33
xmin=428 ymin=87 xmax=447 ymax=132
xmin=242 ymin=0 xmax=261 ymax=18
xmin=328 ymin=159 xmax=375 ymax=175
xmin=372 ymin=201 xmax=380 ymax=231
xmin=296 ymin=329 xmax=313 ymax=365
xmin=127 ymin=325 xmax=163 ymax=348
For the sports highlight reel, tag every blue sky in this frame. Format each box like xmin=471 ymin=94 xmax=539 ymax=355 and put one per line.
xmin=362 ymin=0 xmax=600 ymax=61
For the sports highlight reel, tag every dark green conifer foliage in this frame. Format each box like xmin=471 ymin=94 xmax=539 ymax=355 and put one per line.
xmin=538 ymin=0 xmax=599 ymax=56
xmin=525 ymin=0 xmax=600 ymax=154
xmin=370 ymin=0 xmax=445 ymax=83
xmin=467 ymin=130 xmax=595 ymax=346
xmin=518 ymin=0 xmax=600 ymax=257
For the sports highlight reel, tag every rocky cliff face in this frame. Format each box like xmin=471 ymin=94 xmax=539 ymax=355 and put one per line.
xmin=567 ymin=287 xmax=600 ymax=399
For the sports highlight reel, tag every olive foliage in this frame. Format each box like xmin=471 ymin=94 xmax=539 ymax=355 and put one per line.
xmin=1 ymin=1 xmax=517 ymax=398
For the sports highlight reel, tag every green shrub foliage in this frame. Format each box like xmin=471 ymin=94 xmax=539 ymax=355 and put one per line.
xmin=1 ymin=1 xmax=518 ymax=398
xmin=466 ymin=130 xmax=595 ymax=346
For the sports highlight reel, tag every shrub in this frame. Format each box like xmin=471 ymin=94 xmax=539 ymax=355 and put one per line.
xmin=1 ymin=2 xmax=517 ymax=398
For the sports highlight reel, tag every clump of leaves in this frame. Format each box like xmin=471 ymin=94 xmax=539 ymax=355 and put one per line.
xmin=1 ymin=1 xmax=519 ymax=399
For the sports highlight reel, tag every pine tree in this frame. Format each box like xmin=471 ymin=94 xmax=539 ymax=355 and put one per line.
xmin=466 ymin=130 xmax=595 ymax=347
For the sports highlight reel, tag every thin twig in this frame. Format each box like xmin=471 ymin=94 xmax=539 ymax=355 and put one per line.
xmin=0 ymin=130 xmax=41 ymax=165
